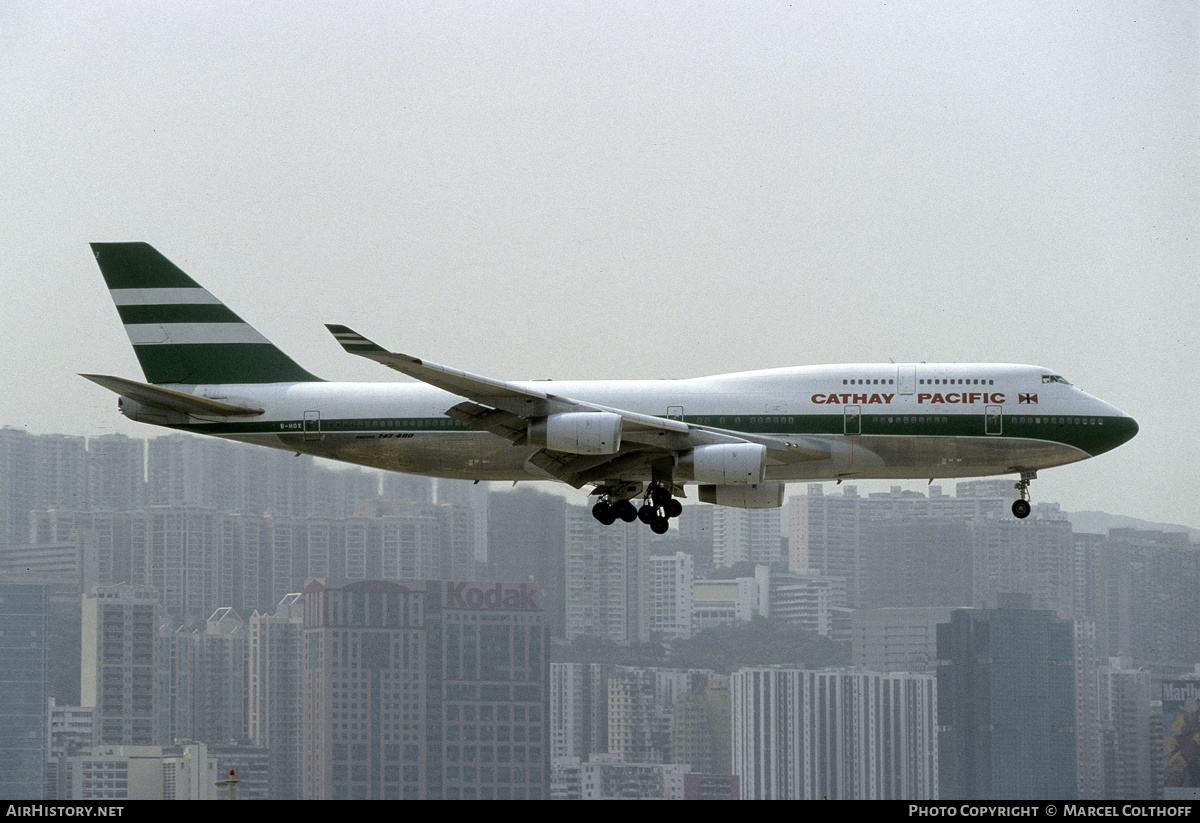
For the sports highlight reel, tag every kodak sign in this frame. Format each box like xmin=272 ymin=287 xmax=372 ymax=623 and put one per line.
xmin=444 ymin=581 xmax=541 ymax=612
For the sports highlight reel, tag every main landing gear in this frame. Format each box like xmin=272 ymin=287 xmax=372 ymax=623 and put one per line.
xmin=591 ymin=483 xmax=683 ymax=534
xmin=1012 ymin=471 xmax=1036 ymax=519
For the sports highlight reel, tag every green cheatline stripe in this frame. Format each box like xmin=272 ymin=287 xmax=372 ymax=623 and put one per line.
xmin=133 ymin=342 xmax=322 ymax=384
xmin=117 ymin=303 xmax=245 ymax=324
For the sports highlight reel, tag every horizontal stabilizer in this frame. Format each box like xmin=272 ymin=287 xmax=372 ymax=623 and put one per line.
xmin=80 ymin=374 xmax=264 ymax=416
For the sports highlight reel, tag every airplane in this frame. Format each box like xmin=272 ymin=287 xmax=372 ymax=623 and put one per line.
xmin=82 ymin=242 xmax=1139 ymax=532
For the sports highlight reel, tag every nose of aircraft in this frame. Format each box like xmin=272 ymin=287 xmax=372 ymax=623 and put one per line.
xmin=1094 ymin=410 xmax=1138 ymax=456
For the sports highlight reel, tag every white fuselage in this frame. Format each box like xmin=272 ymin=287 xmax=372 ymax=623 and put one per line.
xmin=146 ymin=362 xmax=1136 ymax=486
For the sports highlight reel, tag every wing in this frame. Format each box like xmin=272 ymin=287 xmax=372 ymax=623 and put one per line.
xmin=326 ymin=326 xmax=827 ymax=488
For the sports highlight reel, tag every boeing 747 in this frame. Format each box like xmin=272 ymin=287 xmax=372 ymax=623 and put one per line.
xmin=82 ymin=243 xmax=1138 ymax=532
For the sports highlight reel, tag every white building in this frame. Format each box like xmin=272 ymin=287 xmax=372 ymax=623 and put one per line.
xmin=57 ymin=742 xmax=218 ymax=800
xmin=732 ymin=667 xmax=938 ymax=800
xmin=551 ymin=754 xmax=689 ymax=800
xmin=691 ymin=577 xmax=758 ymax=632
xmin=82 ymin=583 xmax=160 ymax=746
xmin=648 ymin=553 xmax=694 ymax=639
xmin=564 ymin=506 xmax=648 ymax=643
xmin=755 ymin=565 xmax=847 ymax=638
xmin=711 ymin=505 xmax=781 ymax=569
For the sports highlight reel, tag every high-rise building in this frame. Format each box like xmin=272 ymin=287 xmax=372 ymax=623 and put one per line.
xmin=937 ymin=595 xmax=1076 ymax=799
xmin=158 ymin=607 xmax=248 ymax=746
xmin=0 ymin=582 xmax=48 ymax=799
xmin=486 ymin=488 xmax=566 ymax=636
xmin=0 ymin=429 xmax=87 ymax=544
xmin=32 ymin=499 xmax=482 ymax=624
xmin=249 ymin=592 xmax=304 ymax=800
xmin=549 ymin=663 xmax=730 ymax=774
xmin=1082 ymin=529 xmax=1200 ymax=671
xmin=564 ymin=504 xmax=648 ymax=643
xmin=141 ymin=506 xmax=226 ymax=622
xmin=1098 ymin=658 xmax=1161 ymax=799
xmin=147 ymin=432 xmax=380 ymax=518
xmin=850 ymin=606 xmax=956 ymax=673
xmin=968 ymin=515 xmax=1075 ymax=615
xmin=380 ymin=472 xmax=433 ymax=505
xmin=672 ymin=503 xmax=714 ymax=575
xmin=436 ymin=478 xmax=489 ymax=563
xmin=551 ymin=754 xmax=690 ymax=799
xmin=549 ymin=662 xmax=609 ymax=761
xmin=647 ymin=552 xmax=693 ymax=639
xmin=301 ymin=578 xmax=548 ymax=799
xmin=732 ymin=666 xmax=938 ymax=799
xmin=755 ymin=565 xmax=847 ymax=638
xmin=691 ymin=575 xmax=758 ymax=632
xmin=86 ymin=433 xmax=145 ymax=513
xmin=606 ymin=667 xmax=665 ymax=763
xmin=860 ymin=517 xmax=973 ymax=608
xmin=82 ymin=584 xmax=160 ymax=746
xmin=45 ymin=701 xmax=96 ymax=799
xmin=57 ymin=742 xmax=218 ymax=800
xmin=710 ymin=505 xmax=781 ymax=569
xmin=790 ymin=481 xmax=1053 ymax=609
xmin=1072 ymin=617 xmax=1103 ymax=800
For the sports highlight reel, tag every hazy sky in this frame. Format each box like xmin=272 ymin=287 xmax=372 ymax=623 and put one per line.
xmin=3 ymin=2 xmax=1195 ymax=527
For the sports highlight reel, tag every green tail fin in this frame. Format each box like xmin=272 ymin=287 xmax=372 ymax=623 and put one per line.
xmin=91 ymin=243 xmax=321 ymax=384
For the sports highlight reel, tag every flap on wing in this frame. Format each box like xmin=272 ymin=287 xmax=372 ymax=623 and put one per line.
xmin=444 ymin=401 xmax=528 ymax=443
xmin=80 ymin=374 xmax=264 ymax=416
xmin=526 ymin=448 xmax=661 ymax=488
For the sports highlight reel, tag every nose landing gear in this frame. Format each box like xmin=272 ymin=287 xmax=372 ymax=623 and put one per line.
xmin=1012 ymin=471 xmax=1036 ymax=519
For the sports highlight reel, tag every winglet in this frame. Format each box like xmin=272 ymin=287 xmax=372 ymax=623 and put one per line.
xmin=325 ymin=325 xmax=391 ymax=355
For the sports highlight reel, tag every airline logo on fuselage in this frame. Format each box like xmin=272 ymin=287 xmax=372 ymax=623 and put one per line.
xmin=811 ymin=393 xmax=895 ymax=405
xmin=811 ymin=392 xmax=1006 ymax=405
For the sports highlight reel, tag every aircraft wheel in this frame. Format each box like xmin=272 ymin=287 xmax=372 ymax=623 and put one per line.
xmin=1012 ymin=499 xmax=1031 ymax=519
xmin=664 ymin=498 xmax=683 ymax=519
xmin=615 ymin=500 xmax=638 ymax=523
xmin=638 ymin=504 xmax=656 ymax=524
xmin=650 ymin=486 xmax=672 ymax=507
xmin=650 ymin=517 xmax=670 ymax=535
xmin=592 ymin=501 xmax=617 ymax=525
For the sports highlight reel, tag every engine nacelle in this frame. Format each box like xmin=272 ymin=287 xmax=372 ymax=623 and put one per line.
xmin=528 ymin=412 xmax=623 ymax=455
xmin=698 ymin=483 xmax=785 ymax=509
xmin=677 ymin=443 xmax=766 ymax=485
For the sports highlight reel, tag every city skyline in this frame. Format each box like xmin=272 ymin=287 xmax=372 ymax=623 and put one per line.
xmin=3 ymin=423 xmax=1197 ymax=799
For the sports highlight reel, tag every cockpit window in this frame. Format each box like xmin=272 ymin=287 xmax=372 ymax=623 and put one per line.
xmin=1042 ymin=374 xmax=1071 ymax=385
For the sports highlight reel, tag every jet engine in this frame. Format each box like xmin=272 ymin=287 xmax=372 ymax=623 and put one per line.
xmin=698 ymin=483 xmax=785 ymax=509
xmin=528 ymin=412 xmax=623 ymax=455
xmin=677 ymin=443 xmax=766 ymax=484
